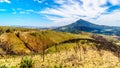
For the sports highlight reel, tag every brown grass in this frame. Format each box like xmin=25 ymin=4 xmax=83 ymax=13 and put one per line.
xmin=0 ymin=41 xmax=120 ymax=68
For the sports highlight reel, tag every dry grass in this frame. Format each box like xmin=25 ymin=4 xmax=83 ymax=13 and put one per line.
xmin=0 ymin=44 xmax=120 ymax=68
xmin=0 ymin=27 xmax=120 ymax=68
xmin=0 ymin=30 xmax=88 ymax=54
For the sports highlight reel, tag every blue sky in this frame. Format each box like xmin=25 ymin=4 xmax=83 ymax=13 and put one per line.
xmin=0 ymin=0 xmax=120 ymax=27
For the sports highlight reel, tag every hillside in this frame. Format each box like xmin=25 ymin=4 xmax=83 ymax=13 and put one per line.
xmin=0 ymin=27 xmax=89 ymax=55
xmin=0 ymin=26 xmax=119 ymax=55
xmin=0 ymin=26 xmax=120 ymax=67
xmin=55 ymin=19 xmax=120 ymax=36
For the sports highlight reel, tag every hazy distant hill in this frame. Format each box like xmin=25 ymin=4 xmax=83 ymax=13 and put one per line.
xmin=55 ymin=19 xmax=120 ymax=36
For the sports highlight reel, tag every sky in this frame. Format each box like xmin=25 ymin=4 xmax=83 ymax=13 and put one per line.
xmin=0 ymin=0 xmax=120 ymax=27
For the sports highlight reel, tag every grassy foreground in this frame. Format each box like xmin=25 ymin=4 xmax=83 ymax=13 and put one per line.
xmin=0 ymin=50 xmax=120 ymax=68
xmin=0 ymin=39 xmax=120 ymax=68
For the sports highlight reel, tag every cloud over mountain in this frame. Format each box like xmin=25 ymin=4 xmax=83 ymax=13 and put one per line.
xmin=40 ymin=0 xmax=120 ymax=26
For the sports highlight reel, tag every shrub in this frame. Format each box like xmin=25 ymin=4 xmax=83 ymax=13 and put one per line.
xmin=10 ymin=66 xmax=16 ymax=68
xmin=54 ymin=65 xmax=62 ymax=68
xmin=0 ymin=65 xmax=7 ymax=68
xmin=20 ymin=57 xmax=34 ymax=68
xmin=6 ymin=29 xmax=10 ymax=33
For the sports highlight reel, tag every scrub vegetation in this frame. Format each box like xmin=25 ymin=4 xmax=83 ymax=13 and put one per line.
xmin=0 ymin=26 xmax=120 ymax=68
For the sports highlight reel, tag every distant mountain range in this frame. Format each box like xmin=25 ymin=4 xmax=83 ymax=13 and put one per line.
xmin=55 ymin=19 xmax=120 ymax=36
xmin=11 ymin=25 xmax=58 ymax=30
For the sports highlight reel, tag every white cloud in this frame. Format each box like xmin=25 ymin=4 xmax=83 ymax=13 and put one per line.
xmin=11 ymin=8 xmax=37 ymax=14
xmin=109 ymin=0 xmax=120 ymax=5
xmin=34 ymin=0 xmax=44 ymax=3
xmin=0 ymin=9 xmax=6 ymax=11
xmin=40 ymin=0 xmax=120 ymax=26
xmin=92 ymin=10 xmax=120 ymax=26
xmin=25 ymin=9 xmax=38 ymax=14
xmin=0 ymin=0 xmax=11 ymax=3
xmin=54 ymin=0 xmax=66 ymax=4
xmin=19 ymin=11 xmax=26 ymax=14
xmin=26 ymin=10 xmax=35 ymax=13
xmin=12 ymin=12 xmax=16 ymax=14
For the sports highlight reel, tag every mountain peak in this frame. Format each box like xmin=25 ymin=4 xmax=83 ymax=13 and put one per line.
xmin=55 ymin=19 xmax=120 ymax=36
xmin=78 ymin=19 xmax=85 ymax=21
xmin=72 ymin=19 xmax=95 ymax=27
xmin=76 ymin=19 xmax=86 ymax=22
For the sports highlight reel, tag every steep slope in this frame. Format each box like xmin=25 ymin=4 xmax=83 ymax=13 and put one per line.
xmin=0 ymin=33 xmax=31 ymax=55
xmin=55 ymin=19 xmax=120 ymax=36
xmin=18 ymin=30 xmax=86 ymax=53
xmin=0 ymin=29 xmax=84 ymax=55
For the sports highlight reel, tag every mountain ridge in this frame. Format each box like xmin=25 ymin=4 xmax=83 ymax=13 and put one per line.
xmin=55 ymin=19 xmax=120 ymax=36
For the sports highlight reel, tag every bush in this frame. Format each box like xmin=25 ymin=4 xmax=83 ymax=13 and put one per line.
xmin=54 ymin=65 xmax=62 ymax=68
xmin=0 ymin=65 xmax=7 ymax=68
xmin=20 ymin=57 xmax=34 ymax=68
xmin=10 ymin=66 xmax=16 ymax=68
